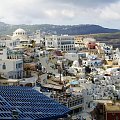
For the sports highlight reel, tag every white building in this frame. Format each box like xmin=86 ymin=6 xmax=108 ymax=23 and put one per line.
xmin=82 ymin=56 xmax=102 ymax=67
xmin=34 ymin=30 xmax=41 ymax=44
xmin=113 ymin=48 xmax=120 ymax=64
xmin=0 ymin=46 xmax=23 ymax=60
xmin=64 ymin=53 xmax=78 ymax=61
xmin=0 ymin=46 xmax=23 ymax=79
xmin=0 ymin=35 xmax=20 ymax=49
xmin=64 ymin=52 xmax=86 ymax=61
xmin=45 ymin=35 xmax=75 ymax=52
xmin=0 ymin=46 xmax=8 ymax=60
xmin=102 ymin=45 xmax=113 ymax=60
xmin=12 ymin=28 xmax=31 ymax=47
xmin=0 ymin=59 xmax=23 ymax=79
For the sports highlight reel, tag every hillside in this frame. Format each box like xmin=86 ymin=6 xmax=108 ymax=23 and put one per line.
xmin=92 ymin=32 xmax=120 ymax=48
xmin=0 ymin=22 xmax=119 ymax=48
xmin=0 ymin=22 xmax=119 ymax=35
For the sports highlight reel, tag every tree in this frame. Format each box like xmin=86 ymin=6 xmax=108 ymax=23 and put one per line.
xmin=85 ymin=65 xmax=91 ymax=74
xmin=30 ymin=40 xmax=36 ymax=48
xmin=68 ymin=60 xmax=73 ymax=67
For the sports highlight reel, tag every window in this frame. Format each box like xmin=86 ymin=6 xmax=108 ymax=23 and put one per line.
xmin=9 ymin=76 xmax=13 ymax=79
xmin=19 ymin=63 xmax=22 ymax=68
xmin=16 ymin=64 xmax=18 ymax=69
xmin=2 ymin=63 xmax=6 ymax=69
xmin=10 ymin=43 xmax=12 ymax=46
xmin=16 ymin=63 xmax=22 ymax=69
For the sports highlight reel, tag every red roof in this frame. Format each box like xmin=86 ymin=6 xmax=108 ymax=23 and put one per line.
xmin=87 ymin=42 xmax=98 ymax=49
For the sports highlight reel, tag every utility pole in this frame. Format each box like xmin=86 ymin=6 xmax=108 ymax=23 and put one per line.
xmin=57 ymin=60 xmax=63 ymax=84
xmin=58 ymin=65 xmax=62 ymax=83
xmin=60 ymin=66 xmax=62 ymax=84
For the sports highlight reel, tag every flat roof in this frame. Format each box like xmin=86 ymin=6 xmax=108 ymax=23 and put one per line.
xmin=105 ymin=104 xmax=120 ymax=112
xmin=0 ymin=79 xmax=18 ymax=83
xmin=94 ymin=100 xmax=120 ymax=112
xmin=1 ymin=59 xmax=22 ymax=62
xmin=43 ymin=84 xmax=63 ymax=90
xmin=94 ymin=100 xmax=113 ymax=104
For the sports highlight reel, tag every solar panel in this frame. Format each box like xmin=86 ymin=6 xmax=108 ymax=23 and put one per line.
xmin=0 ymin=86 xmax=70 ymax=119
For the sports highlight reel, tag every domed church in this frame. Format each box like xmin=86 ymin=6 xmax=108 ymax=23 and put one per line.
xmin=12 ymin=28 xmax=30 ymax=43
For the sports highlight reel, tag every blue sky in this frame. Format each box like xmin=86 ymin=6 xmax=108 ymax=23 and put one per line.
xmin=0 ymin=0 xmax=120 ymax=29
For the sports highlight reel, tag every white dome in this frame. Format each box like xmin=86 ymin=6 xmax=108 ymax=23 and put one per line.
xmin=13 ymin=28 xmax=26 ymax=36
xmin=72 ymin=60 xmax=79 ymax=67
xmin=14 ymin=28 xmax=26 ymax=33
xmin=12 ymin=28 xmax=28 ymax=40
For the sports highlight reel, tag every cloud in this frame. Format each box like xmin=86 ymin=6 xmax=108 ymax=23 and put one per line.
xmin=0 ymin=0 xmax=119 ymax=28
xmin=44 ymin=9 xmax=75 ymax=19
xmin=46 ymin=0 xmax=119 ymax=8
xmin=99 ymin=1 xmax=120 ymax=20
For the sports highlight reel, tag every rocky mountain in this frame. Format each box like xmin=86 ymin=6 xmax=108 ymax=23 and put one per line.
xmin=0 ymin=22 xmax=119 ymax=35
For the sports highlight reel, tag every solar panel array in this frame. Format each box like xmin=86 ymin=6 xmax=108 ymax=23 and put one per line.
xmin=0 ymin=86 xmax=70 ymax=120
